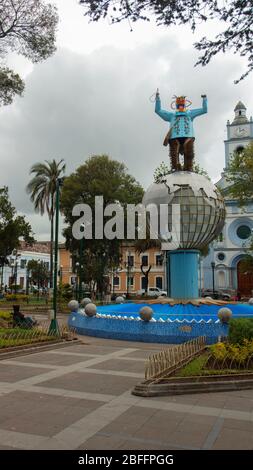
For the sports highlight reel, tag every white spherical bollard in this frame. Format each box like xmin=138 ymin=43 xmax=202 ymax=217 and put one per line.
xmin=139 ymin=306 xmax=154 ymax=322
xmin=248 ymin=298 xmax=253 ymax=305
xmin=116 ymin=296 xmax=125 ymax=304
xmin=84 ymin=303 xmax=97 ymax=317
xmin=81 ymin=297 xmax=92 ymax=307
xmin=68 ymin=300 xmax=79 ymax=312
xmin=218 ymin=307 xmax=232 ymax=324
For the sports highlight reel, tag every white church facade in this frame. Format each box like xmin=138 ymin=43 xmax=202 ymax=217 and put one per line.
xmin=202 ymin=102 xmax=253 ymax=297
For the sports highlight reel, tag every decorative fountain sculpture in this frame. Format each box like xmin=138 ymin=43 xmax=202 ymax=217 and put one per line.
xmin=68 ymin=91 xmax=253 ymax=344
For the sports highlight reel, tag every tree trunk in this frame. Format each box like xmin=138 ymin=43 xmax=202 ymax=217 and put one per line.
xmin=141 ymin=264 xmax=151 ymax=293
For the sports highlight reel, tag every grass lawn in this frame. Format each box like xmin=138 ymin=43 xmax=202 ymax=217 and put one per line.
xmin=174 ymin=352 xmax=253 ymax=377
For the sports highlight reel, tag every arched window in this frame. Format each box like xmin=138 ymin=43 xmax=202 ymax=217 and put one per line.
xmin=235 ymin=146 xmax=244 ymax=154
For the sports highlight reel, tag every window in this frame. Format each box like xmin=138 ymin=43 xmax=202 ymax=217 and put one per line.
xmin=127 ymin=276 xmax=134 ymax=287
xmin=127 ymin=255 xmax=134 ymax=267
xmin=235 ymin=146 xmax=244 ymax=154
xmin=156 ymin=254 xmax=163 ymax=266
xmin=113 ymin=276 xmax=119 ymax=287
xmin=20 ymin=277 xmax=24 ymax=288
xmin=156 ymin=277 xmax=163 ymax=289
xmin=236 ymin=225 xmax=251 ymax=240
xmin=141 ymin=277 xmax=147 ymax=290
xmin=20 ymin=259 xmax=26 ymax=269
xmin=141 ymin=255 xmax=148 ymax=266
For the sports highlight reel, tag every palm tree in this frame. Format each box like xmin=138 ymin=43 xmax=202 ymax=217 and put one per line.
xmin=26 ymin=159 xmax=66 ymax=287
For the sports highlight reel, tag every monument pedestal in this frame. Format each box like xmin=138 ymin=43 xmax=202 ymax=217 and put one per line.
xmin=167 ymin=250 xmax=200 ymax=299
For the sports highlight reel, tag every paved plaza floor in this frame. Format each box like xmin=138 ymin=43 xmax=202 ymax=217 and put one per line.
xmin=0 ymin=336 xmax=253 ymax=450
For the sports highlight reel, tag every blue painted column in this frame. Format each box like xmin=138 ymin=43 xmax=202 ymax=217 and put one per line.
xmin=168 ymin=250 xmax=200 ymax=299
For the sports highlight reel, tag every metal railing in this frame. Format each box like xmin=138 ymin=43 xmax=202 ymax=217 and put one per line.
xmin=145 ymin=336 xmax=206 ymax=380
xmin=0 ymin=320 xmax=76 ymax=349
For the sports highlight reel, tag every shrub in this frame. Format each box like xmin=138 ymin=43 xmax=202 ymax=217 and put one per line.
xmin=5 ymin=294 xmax=28 ymax=302
xmin=0 ymin=311 xmax=12 ymax=321
xmin=228 ymin=318 xmax=253 ymax=344
xmin=209 ymin=339 xmax=253 ymax=363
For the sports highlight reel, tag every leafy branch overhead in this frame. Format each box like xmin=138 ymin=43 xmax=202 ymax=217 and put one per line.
xmin=0 ymin=0 xmax=58 ymax=105
xmin=79 ymin=0 xmax=253 ymax=83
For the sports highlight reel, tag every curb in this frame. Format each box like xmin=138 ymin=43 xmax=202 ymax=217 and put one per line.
xmin=0 ymin=338 xmax=82 ymax=360
xmin=132 ymin=374 xmax=253 ymax=397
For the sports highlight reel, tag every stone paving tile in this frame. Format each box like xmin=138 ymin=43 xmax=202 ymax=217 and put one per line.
xmin=194 ymin=395 xmax=228 ymax=409
xmin=223 ymin=396 xmax=253 ymax=412
xmin=148 ymin=395 xmax=200 ymax=406
xmin=77 ymin=435 xmax=125 ymax=450
xmin=97 ymin=405 xmax=157 ymax=437
xmin=77 ymin=336 xmax=169 ymax=351
xmin=92 ymin=359 xmax=145 ymax=374
xmin=211 ymin=428 xmax=253 ymax=450
xmin=39 ymin=371 xmax=139 ymax=395
xmin=65 ymin=344 xmax=125 ymax=355
xmin=119 ymin=440 xmax=177 ymax=450
xmin=0 ymin=391 xmax=103 ymax=437
xmin=12 ymin=352 xmax=87 ymax=366
xmin=122 ymin=349 xmax=163 ymax=359
xmin=0 ymin=445 xmax=21 ymax=450
xmin=132 ymin=408 xmax=186 ymax=442
xmin=56 ymin=344 xmax=95 ymax=354
xmin=179 ymin=414 xmax=217 ymax=426
xmin=221 ymin=418 xmax=253 ymax=432
xmin=0 ymin=364 xmax=52 ymax=383
xmin=165 ymin=429 xmax=208 ymax=449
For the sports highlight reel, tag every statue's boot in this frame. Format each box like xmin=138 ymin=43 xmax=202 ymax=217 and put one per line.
xmin=169 ymin=139 xmax=181 ymax=171
xmin=183 ymin=138 xmax=195 ymax=171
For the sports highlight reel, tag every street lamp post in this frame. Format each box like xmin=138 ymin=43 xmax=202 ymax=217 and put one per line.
xmin=211 ymin=261 xmax=215 ymax=297
xmin=75 ymin=262 xmax=79 ymax=300
xmin=49 ymin=178 xmax=63 ymax=335
xmin=60 ymin=265 xmax=63 ymax=284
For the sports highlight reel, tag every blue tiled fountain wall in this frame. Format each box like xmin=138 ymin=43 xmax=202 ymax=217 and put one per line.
xmin=68 ymin=303 xmax=253 ymax=344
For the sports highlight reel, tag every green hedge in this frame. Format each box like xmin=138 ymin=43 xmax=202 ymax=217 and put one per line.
xmin=228 ymin=318 xmax=253 ymax=344
xmin=0 ymin=311 xmax=12 ymax=321
xmin=4 ymin=294 xmax=29 ymax=302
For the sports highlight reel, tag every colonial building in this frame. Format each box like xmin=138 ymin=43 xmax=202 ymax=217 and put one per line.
xmin=110 ymin=243 xmax=166 ymax=296
xmin=202 ymin=101 xmax=253 ymax=296
xmin=58 ymin=244 xmax=76 ymax=286
xmin=1 ymin=241 xmax=50 ymax=291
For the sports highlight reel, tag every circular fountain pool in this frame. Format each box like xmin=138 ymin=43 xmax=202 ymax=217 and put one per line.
xmin=68 ymin=302 xmax=253 ymax=345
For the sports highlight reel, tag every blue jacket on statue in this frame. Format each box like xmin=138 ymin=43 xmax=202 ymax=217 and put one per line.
xmin=155 ymin=96 xmax=208 ymax=139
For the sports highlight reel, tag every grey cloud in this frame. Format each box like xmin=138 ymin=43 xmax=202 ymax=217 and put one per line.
xmin=0 ymin=36 xmax=252 ymax=239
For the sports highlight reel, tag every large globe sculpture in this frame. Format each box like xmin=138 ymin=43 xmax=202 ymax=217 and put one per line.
xmin=143 ymin=172 xmax=225 ymax=299
xmin=143 ymin=172 xmax=225 ymax=250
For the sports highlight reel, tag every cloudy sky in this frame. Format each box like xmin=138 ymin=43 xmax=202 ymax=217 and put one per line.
xmin=0 ymin=0 xmax=252 ymax=240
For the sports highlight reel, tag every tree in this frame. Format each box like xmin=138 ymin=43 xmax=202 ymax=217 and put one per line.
xmin=0 ymin=186 xmax=34 ymax=266
xmin=61 ymin=154 xmax=144 ymax=298
xmin=79 ymin=0 xmax=253 ymax=83
xmin=225 ymin=143 xmax=253 ymax=206
xmin=26 ymin=159 xmax=66 ymax=288
xmin=27 ymin=259 xmax=50 ymax=290
xmin=0 ymin=0 xmax=58 ymax=105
